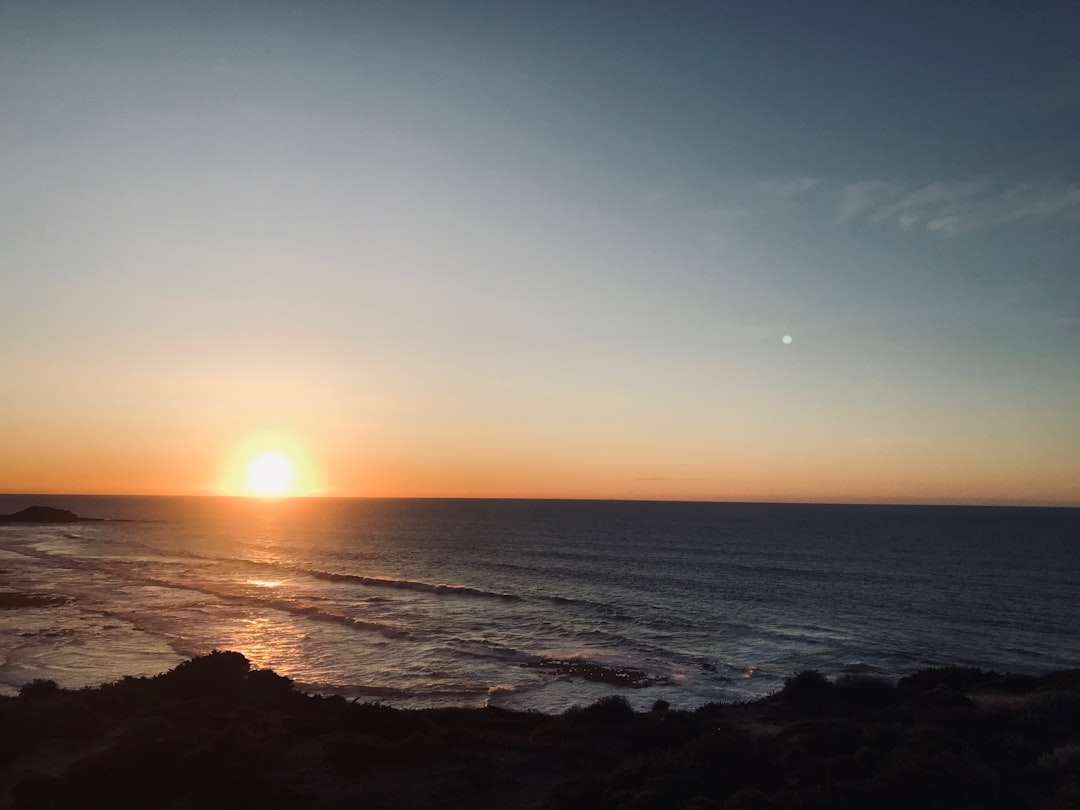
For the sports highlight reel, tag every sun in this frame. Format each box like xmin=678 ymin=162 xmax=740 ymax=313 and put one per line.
xmin=246 ymin=452 xmax=295 ymax=497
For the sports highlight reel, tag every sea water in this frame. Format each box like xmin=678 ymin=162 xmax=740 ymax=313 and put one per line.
xmin=0 ymin=496 xmax=1077 ymax=712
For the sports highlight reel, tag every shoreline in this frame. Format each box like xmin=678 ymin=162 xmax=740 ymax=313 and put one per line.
xmin=0 ymin=585 xmax=1070 ymax=710
xmin=2 ymin=652 xmax=1078 ymax=809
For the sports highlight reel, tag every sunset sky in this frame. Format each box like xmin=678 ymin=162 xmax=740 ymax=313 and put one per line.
xmin=2 ymin=2 xmax=1079 ymax=504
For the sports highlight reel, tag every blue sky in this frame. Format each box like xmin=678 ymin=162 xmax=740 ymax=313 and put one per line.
xmin=2 ymin=1 xmax=1078 ymax=503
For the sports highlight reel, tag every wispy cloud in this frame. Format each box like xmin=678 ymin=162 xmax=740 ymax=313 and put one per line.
xmin=767 ymin=175 xmax=1080 ymax=237
xmin=837 ymin=180 xmax=905 ymax=221
xmin=1001 ymin=184 xmax=1080 ymax=222
xmin=867 ymin=179 xmax=986 ymax=229
xmin=926 ymin=215 xmax=960 ymax=237
xmin=758 ymin=177 xmax=819 ymax=200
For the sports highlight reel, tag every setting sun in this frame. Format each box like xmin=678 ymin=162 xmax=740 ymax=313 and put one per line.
xmin=220 ymin=434 xmax=318 ymax=497
xmin=246 ymin=452 xmax=295 ymax=497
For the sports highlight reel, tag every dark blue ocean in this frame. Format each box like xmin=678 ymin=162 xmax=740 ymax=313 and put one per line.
xmin=1 ymin=496 xmax=1077 ymax=712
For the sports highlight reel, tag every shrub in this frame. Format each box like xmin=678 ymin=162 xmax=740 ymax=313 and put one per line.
xmin=916 ymin=683 xmax=976 ymax=709
xmin=246 ymin=667 xmax=294 ymax=700
xmin=721 ymin=788 xmax=768 ymax=810
xmin=898 ymin=666 xmax=997 ymax=694
xmin=834 ymin=674 xmax=898 ymax=710
xmin=778 ymin=670 xmax=832 ymax=711
xmin=19 ymin=679 xmax=60 ymax=699
xmin=156 ymin=650 xmax=251 ymax=697
xmin=577 ymin=695 xmax=636 ymax=725
xmin=1022 ymin=692 xmax=1080 ymax=744
xmin=982 ymin=672 xmax=1039 ymax=694
xmin=1038 ymin=741 xmax=1080 ymax=771
xmin=1038 ymin=669 xmax=1080 ymax=693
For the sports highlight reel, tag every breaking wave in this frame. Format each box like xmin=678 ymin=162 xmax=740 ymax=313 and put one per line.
xmin=304 ymin=568 xmax=520 ymax=601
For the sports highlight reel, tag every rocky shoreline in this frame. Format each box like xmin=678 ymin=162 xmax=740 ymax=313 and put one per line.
xmin=2 ymin=652 xmax=1078 ymax=809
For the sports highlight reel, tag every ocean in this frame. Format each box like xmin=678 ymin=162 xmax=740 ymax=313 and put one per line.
xmin=1 ymin=496 xmax=1077 ymax=713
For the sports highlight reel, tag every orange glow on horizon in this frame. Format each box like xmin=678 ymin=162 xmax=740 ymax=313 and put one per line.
xmin=0 ymin=426 xmax=1076 ymax=506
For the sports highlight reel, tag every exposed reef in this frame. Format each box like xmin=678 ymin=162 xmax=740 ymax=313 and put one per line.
xmin=523 ymin=657 xmax=659 ymax=687
xmin=2 ymin=652 xmax=1079 ymax=809
xmin=0 ymin=592 xmax=68 ymax=609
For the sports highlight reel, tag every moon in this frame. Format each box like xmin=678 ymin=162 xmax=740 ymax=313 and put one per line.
xmin=782 ymin=335 xmax=793 ymax=344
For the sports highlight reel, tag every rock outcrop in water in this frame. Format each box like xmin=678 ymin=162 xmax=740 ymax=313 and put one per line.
xmin=2 ymin=652 xmax=1079 ymax=809
xmin=523 ymin=657 xmax=658 ymax=687
xmin=0 ymin=506 xmax=98 ymax=523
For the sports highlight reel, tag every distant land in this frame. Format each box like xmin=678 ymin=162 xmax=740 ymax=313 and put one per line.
xmin=0 ymin=505 xmax=98 ymax=523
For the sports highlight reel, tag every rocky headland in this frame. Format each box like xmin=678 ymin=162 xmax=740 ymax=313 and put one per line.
xmin=0 ymin=506 xmax=98 ymax=524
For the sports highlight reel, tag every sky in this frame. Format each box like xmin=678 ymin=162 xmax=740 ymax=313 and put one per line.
xmin=2 ymin=1 xmax=1079 ymax=504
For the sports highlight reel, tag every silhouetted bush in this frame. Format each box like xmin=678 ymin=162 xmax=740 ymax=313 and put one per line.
xmin=349 ymin=700 xmax=429 ymax=739
xmin=721 ymin=787 xmax=768 ymax=809
xmin=873 ymin=749 xmax=1012 ymax=809
xmin=628 ymin=709 xmax=701 ymax=753
xmin=1038 ymin=741 xmax=1080 ymax=772
xmin=916 ymin=683 xmax=976 ymax=709
xmin=778 ymin=670 xmax=832 ymax=711
xmin=328 ymin=732 xmax=440 ymax=775
xmin=6 ymin=653 xmax=1080 ymax=810
xmin=246 ymin=667 xmax=295 ymax=700
xmin=1052 ymin=782 xmax=1080 ymax=810
xmin=834 ymin=674 xmax=898 ymax=710
xmin=1021 ymin=691 xmax=1080 ymax=745
xmin=982 ymin=672 xmax=1040 ymax=694
xmin=898 ymin=666 xmax=997 ymax=694
xmin=544 ymin=771 xmax=607 ymax=809
xmin=779 ymin=718 xmax=872 ymax=758
xmin=1038 ymin=669 xmax=1080 ymax=692
xmin=574 ymin=694 xmax=636 ymax=725
xmin=18 ymin=679 xmax=59 ymax=699
xmin=156 ymin=649 xmax=251 ymax=698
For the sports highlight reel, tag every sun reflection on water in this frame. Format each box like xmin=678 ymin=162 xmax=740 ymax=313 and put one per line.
xmin=213 ymin=614 xmax=307 ymax=676
xmin=246 ymin=579 xmax=282 ymax=588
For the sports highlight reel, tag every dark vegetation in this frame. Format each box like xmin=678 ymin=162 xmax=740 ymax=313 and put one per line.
xmin=2 ymin=653 xmax=1078 ymax=809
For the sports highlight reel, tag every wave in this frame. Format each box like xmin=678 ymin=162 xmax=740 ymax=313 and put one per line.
xmin=99 ymin=544 xmax=524 ymax=604
xmin=115 ymin=574 xmax=410 ymax=640
xmin=841 ymin=661 xmax=886 ymax=675
xmin=72 ymin=539 xmax=525 ymax=604
xmin=483 ymin=679 xmax=552 ymax=708
xmin=259 ymin=598 xmax=408 ymax=639
xmin=304 ymin=568 xmax=520 ymax=601
xmin=438 ymin=637 xmax=540 ymax=666
xmin=485 ymin=683 xmax=520 ymax=701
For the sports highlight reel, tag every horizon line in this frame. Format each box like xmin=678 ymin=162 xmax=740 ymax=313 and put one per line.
xmin=2 ymin=493 xmax=1077 ymax=510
